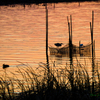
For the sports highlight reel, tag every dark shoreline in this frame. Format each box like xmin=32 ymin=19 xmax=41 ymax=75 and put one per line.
xmin=0 ymin=0 xmax=99 ymax=6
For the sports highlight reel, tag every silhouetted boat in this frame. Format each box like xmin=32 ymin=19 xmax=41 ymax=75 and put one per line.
xmin=49 ymin=42 xmax=93 ymax=57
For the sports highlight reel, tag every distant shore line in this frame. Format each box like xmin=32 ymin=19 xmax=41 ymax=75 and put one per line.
xmin=0 ymin=0 xmax=99 ymax=6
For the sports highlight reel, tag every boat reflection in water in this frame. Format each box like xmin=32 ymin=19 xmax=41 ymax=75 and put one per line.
xmin=49 ymin=55 xmax=69 ymax=66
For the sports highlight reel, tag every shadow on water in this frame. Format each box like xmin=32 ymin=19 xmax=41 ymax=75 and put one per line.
xmin=50 ymin=55 xmax=63 ymax=65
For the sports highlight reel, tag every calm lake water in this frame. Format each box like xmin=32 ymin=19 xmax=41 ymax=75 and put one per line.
xmin=0 ymin=2 xmax=100 ymax=74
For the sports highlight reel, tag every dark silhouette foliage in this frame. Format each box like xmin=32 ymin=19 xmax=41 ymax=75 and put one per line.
xmin=0 ymin=0 xmax=99 ymax=6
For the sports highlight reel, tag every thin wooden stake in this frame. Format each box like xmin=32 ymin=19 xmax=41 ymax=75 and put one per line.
xmin=70 ymin=15 xmax=72 ymax=42
xmin=90 ymin=10 xmax=95 ymax=94
xmin=70 ymin=15 xmax=73 ymax=65
xmin=67 ymin=16 xmax=73 ymax=65
xmin=46 ymin=4 xmax=49 ymax=70
xmin=23 ymin=3 xmax=25 ymax=10
xmin=79 ymin=41 xmax=81 ymax=55
xmin=67 ymin=15 xmax=73 ymax=92
xmin=46 ymin=4 xmax=50 ymax=88
xmin=67 ymin=16 xmax=69 ymax=23
xmin=92 ymin=11 xmax=94 ymax=35
xmin=70 ymin=15 xmax=73 ymax=92
xmin=79 ymin=2 xmax=80 ymax=7
xmin=54 ymin=3 xmax=55 ymax=8
xmin=93 ymin=40 xmax=95 ymax=60
xmin=68 ymin=22 xmax=70 ymax=44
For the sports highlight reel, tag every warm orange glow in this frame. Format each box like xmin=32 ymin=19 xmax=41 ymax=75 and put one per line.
xmin=0 ymin=2 xmax=100 ymax=77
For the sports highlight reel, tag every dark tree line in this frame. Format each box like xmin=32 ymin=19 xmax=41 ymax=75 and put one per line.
xmin=0 ymin=0 xmax=99 ymax=6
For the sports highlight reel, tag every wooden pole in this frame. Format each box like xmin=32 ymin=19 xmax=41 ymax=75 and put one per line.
xmin=54 ymin=3 xmax=55 ymax=8
xmin=79 ymin=2 xmax=80 ymax=7
xmin=46 ymin=3 xmax=49 ymax=70
xmin=70 ymin=15 xmax=74 ymax=92
xmin=93 ymin=40 xmax=95 ymax=60
xmin=67 ymin=16 xmax=70 ymax=63
xmin=23 ymin=3 xmax=25 ymax=10
xmin=5 ymin=69 xmax=6 ymax=81
xmin=67 ymin=15 xmax=73 ymax=91
xmin=67 ymin=16 xmax=69 ymax=24
xmin=90 ymin=10 xmax=95 ymax=94
xmin=67 ymin=15 xmax=73 ymax=65
xmin=46 ymin=3 xmax=49 ymax=69
xmin=45 ymin=3 xmax=50 ymax=88
xmin=68 ymin=22 xmax=70 ymax=57
xmin=70 ymin=15 xmax=73 ymax=65
xmin=92 ymin=11 xmax=94 ymax=94
xmin=79 ymin=41 xmax=81 ymax=55
xmin=70 ymin=15 xmax=72 ymax=41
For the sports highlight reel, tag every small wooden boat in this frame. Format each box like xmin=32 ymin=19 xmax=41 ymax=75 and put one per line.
xmin=49 ymin=42 xmax=93 ymax=57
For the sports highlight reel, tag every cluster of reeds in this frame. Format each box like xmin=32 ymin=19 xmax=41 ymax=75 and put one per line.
xmin=0 ymin=60 xmax=100 ymax=100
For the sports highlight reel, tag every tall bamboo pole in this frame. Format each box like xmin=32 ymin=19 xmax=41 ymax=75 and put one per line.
xmin=90 ymin=10 xmax=95 ymax=94
xmin=79 ymin=41 xmax=81 ymax=55
xmin=79 ymin=2 xmax=80 ymax=7
xmin=93 ymin=40 xmax=95 ymax=61
xmin=70 ymin=15 xmax=74 ymax=91
xmin=23 ymin=3 xmax=25 ymax=10
xmin=92 ymin=11 xmax=94 ymax=94
xmin=46 ymin=3 xmax=49 ymax=70
xmin=70 ymin=15 xmax=73 ymax=66
xmin=54 ymin=3 xmax=55 ymax=8
xmin=70 ymin=15 xmax=72 ymax=43
xmin=68 ymin=15 xmax=73 ymax=66
xmin=67 ymin=15 xmax=73 ymax=91
xmin=67 ymin=16 xmax=69 ymax=23
xmin=67 ymin=16 xmax=70 ymax=58
xmin=45 ymin=3 xmax=50 ymax=88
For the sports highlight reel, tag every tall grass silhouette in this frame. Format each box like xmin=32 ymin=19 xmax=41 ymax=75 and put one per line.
xmin=0 ymin=59 xmax=100 ymax=100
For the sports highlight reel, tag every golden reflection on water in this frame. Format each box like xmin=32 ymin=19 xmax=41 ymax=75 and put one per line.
xmin=0 ymin=2 xmax=100 ymax=83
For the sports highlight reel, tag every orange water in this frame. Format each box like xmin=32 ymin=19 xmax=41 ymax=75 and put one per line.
xmin=0 ymin=2 xmax=100 ymax=81
xmin=0 ymin=2 xmax=100 ymax=93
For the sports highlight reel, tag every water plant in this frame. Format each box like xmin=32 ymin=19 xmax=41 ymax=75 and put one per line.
xmin=0 ymin=59 xmax=100 ymax=100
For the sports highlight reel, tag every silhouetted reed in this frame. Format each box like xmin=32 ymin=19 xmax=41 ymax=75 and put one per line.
xmin=0 ymin=59 xmax=100 ymax=100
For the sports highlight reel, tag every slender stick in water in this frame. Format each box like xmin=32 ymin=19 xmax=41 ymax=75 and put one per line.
xmin=46 ymin=3 xmax=49 ymax=69
xmin=67 ymin=15 xmax=73 ymax=91
xmin=45 ymin=3 xmax=50 ymax=88
xmin=54 ymin=3 xmax=55 ymax=8
xmin=70 ymin=15 xmax=73 ymax=66
xmin=90 ymin=10 xmax=95 ymax=94
xmin=79 ymin=41 xmax=81 ymax=55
